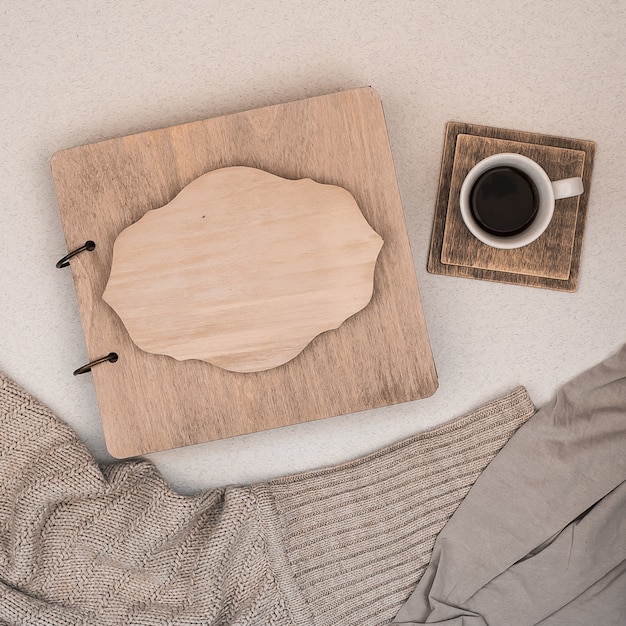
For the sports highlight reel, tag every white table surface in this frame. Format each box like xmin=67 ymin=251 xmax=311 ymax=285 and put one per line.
xmin=2 ymin=1 xmax=625 ymax=494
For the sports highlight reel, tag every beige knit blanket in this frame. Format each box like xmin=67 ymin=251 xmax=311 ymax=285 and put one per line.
xmin=0 ymin=373 xmax=534 ymax=626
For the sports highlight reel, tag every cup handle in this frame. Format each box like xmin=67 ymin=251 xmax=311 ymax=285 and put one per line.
xmin=551 ymin=177 xmax=584 ymax=200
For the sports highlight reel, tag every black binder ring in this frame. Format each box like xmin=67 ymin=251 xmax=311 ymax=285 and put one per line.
xmin=73 ymin=352 xmax=118 ymax=376
xmin=56 ymin=240 xmax=96 ymax=268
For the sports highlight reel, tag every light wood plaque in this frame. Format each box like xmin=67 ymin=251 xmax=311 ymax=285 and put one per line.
xmin=102 ymin=166 xmax=384 ymax=373
xmin=51 ymin=87 xmax=437 ymax=458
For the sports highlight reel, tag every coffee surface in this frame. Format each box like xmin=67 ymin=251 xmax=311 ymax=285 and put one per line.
xmin=470 ymin=166 xmax=538 ymax=237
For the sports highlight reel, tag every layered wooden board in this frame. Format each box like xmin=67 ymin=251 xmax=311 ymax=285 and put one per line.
xmin=428 ymin=122 xmax=596 ymax=291
xmin=51 ymin=87 xmax=438 ymax=458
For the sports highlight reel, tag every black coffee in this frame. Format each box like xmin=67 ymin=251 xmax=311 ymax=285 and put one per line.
xmin=470 ymin=166 xmax=538 ymax=237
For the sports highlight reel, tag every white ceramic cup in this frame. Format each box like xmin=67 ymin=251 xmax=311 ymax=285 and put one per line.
xmin=459 ymin=153 xmax=584 ymax=249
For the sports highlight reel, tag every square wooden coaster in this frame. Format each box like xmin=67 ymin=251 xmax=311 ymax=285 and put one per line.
xmin=428 ymin=122 xmax=595 ymax=291
xmin=51 ymin=88 xmax=438 ymax=458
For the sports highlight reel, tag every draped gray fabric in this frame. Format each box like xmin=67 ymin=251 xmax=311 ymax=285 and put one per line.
xmin=393 ymin=344 xmax=626 ymax=626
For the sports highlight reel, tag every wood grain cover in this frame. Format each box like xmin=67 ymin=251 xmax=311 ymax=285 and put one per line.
xmin=51 ymin=88 xmax=438 ymax=458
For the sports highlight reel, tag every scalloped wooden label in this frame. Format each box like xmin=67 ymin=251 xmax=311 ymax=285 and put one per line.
xmin=102 ymin=166 xmax=383 ymax=373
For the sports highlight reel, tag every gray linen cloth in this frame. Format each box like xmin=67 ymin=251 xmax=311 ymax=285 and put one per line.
xmin=393 ymin=343 xmax=626 ymax=626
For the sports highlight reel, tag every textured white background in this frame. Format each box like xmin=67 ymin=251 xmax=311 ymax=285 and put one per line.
xmin=1 ymin=0 xmax=624 ymax=493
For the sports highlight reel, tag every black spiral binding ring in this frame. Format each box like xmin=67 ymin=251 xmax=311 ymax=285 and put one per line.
xmin=73 ymin=352 xmax=119 ymax=376
xmin=57 ymin=241 xmax=115 ymax=375
xmin=56 ymin=240 xmax=96 ymax=268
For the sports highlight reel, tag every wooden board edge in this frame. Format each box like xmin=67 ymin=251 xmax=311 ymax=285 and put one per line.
xmin=49 ymin=87 xmax=380 ymax=165
xmin=107 ymin=378 xmax=441 ymax=458
xmin=429 ymin=263 xmax=578 ymax=292
xmin=427 ymin=122 xmax=459 ymax=274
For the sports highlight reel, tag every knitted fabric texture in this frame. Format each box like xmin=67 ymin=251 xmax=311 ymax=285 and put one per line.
xmin=0 ymin=372 xmax=534 ymax=626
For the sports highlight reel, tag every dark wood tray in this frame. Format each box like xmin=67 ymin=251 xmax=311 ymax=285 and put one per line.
xmin=428 ymin=122 xmax=595 ymax=291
